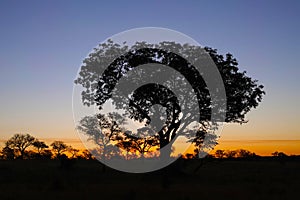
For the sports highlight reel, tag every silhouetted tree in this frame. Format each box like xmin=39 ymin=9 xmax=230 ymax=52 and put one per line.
xmin=187 ymin=124 xmax=218 ymax=158
xmin=81 ymin=149 xmax=94 ymax=160
xmin=184 ymin=153 xmax=194 ymax=159
xmin=1 ymin=146 xmax=15 ymax=160
xmin=225 ymin=150 xmax=237 ymax=158
xmin=236 ymin=149 xmax=256 ymax=158
xmin=75 ymin=40 xmax=265 ymax=158
xmin=215 ymin=149 xmax=226 ymax=159
xmin=5 ymin=133 xmax=35 ymax=159
xmin=68 ymin=147 xmax=79 ymax=159
xmin=117 ymin=127 xmax=159 ymax=158
xmin=26 ymin=150 xmax=39 ymax=159
xmin=32 ymin=140 xmax=48 ymax=155
xmin=41 ymin=149 xmax=53 ymax=159
xmin=272 ymin=151 xmax=287 ymax=157
xmin=77 ymin=112 xmax=126 ymax=159
xmin=51 ymin=141 xmax=68 ymax=158
xmin=272 ymin=151 xmax=279 ymax=157
xmin=272 ymin=151 xmax=288 ymax=164
xmin=115 ymin=140 xmax=134 ymax=160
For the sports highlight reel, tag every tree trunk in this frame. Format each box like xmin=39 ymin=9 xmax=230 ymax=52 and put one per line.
xmin=20 ymin=149 xmax=25 ymax=159
xmin=160 ymin=146 xmax=172 ymax=160
xmin=158 ymin=121 xmax=179 ymax=160
xmin=159 ymin=137 xmax=172 ymax=160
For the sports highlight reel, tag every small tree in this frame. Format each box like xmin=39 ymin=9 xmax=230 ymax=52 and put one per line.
xmin=1 ymin=146 xmax=15 ymax=160
xmin=272 ymin=151 xmax=287 ymax=157
xmin=81 ymin=149 xmax=93 ymax=160
xmin=225 ymin=150 xmax=237 ymax=158
xmin=33 ymin=140 xmax=48 ymax=155
xmin=277 ymin=152 xmax=287 ymax=157
xmin=51 ymin=141 xmax=68 ymax=158
xmin=77 ymin=112 xmax=126 ymax=159
xmin=236 ymin=149 xmax=256 ymax=158
xmin=68 ymin=147 xmax=79 ymax=159
xmin=5 ymin=133 xmax=35 ymax=159
xmin=272 ymin=151 xmax=279 ymax=157
xmin=41 ymin=149 xmax=53 ymax=159
xmin=117 ymin=127 xmax=159 ymax=158
xmin=215 ymin=149 xmax=226 ymax=159
xmin=184 ymin=153 xmax=194 ymax=159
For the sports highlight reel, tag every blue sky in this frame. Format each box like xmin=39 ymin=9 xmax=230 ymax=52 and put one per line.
xmin=0 ymin=0 xmax=299 ymax=141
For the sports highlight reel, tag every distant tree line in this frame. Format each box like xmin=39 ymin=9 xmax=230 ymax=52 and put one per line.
xmin=0 ymin=133 xmax=92 ymax=160
xmin=0 ymin=133 xmax=296 ymax=161
xmin=182 ymin=148 xmax=297 ymax=161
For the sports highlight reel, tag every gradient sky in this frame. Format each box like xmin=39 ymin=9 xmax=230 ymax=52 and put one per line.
xmin=0 ymin=1 xmax=299 ymax=153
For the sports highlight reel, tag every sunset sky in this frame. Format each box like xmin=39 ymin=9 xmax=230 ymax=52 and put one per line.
xmin=0 ymin=0 xmax=299 ymax=156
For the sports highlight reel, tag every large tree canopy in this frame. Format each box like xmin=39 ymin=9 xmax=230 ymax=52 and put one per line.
xmin=5 ymin=133 xmax=35 ymax=159
xmin=75 ymin=40 xmax=265 ymax=158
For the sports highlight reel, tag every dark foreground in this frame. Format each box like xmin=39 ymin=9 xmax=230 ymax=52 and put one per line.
xmin=0 ymin=158 xmax=299 ymax=200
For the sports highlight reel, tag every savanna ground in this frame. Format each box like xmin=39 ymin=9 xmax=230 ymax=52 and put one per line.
xmin=0 ymin=158 xmax=299 ymax=200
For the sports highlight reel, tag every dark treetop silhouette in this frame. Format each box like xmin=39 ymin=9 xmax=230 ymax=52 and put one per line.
xmin=77 ymin=112 xmax=125 ymax=159
xmin=5 ymin=133 xmax=35 ymax=159
xmin=33 ymin=140 xmax=48 ymax=155
xmin=51 ymin=141 xmax=68 ymax=158
xmin=75 ymin=40 xmax=265 ymax=159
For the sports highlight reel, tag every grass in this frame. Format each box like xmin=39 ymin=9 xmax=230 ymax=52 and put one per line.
xmin=0 ymin=158 xmax=299 ymax=200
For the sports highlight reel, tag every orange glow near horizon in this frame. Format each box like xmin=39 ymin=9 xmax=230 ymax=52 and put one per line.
xmin=1 ymin=137 xmax=300 ymax=157
xmin=214 ymin=139 xmax=300 ymax=156
xmin=180 ymin=139 xmax=300 ymax=156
